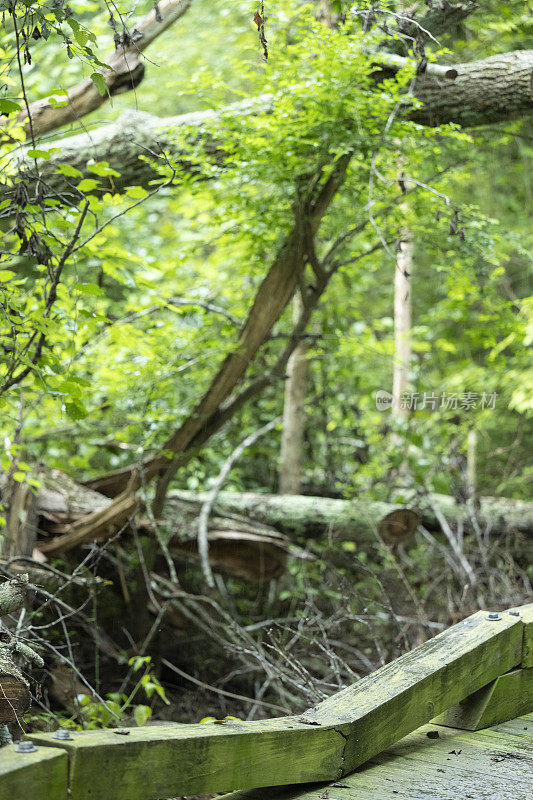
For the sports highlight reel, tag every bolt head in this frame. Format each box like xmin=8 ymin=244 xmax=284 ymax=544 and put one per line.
xmin=54 ymin=728 xmax=74 ymax=740
xmin=509 ymin=610 xmax=520 ymax=617
xmin=487 ymin=612 xmax=502 ymax=621
xmin=15 ymin=740 xmax=37 ymax=753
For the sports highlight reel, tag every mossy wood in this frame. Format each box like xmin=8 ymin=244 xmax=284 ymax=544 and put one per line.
xmin=299 ymin=610 xmax=523 ymax=775
xmin=434 ymin=666 xmax=533 ymax=730
xmin=519 ymin=603 xmax=533 ymax=667
xmin=223 ymin=713 xmax=533 ymax=800
xmin=33 ymin=718 xmax=346 ymax=800
xmin=31 ymin=609 xmax=524 ymax=800
xmin=0 ymin=743 xmax=67 ymax=800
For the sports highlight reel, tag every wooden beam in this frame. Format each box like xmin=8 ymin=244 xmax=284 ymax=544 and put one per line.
xmin=0 ymin=743 xmax=67 ymax=800
xmin=434 ymin=666 xmax=533 ymax=730
xmin=222 ymin=714 xmax=533 ymax=800
xmin=518 ymin=603 xmax=533 ymax=667
xmin=30 ymin=609 xmax=524 ymax=800
xmin=299 ymin=610 xmax=523 ymax=776
xmin=31 ymin=719 xmax=346 ymax=800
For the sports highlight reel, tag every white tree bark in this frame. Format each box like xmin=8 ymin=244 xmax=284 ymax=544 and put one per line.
xmin=392 ymin=232 xmax=413 ymax=420
xmin=279 ymin=294 xmax=309 ymax=494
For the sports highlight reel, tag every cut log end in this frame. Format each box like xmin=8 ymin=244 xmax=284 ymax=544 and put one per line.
xmin=378 ymin=509 xmax=420 ymax=546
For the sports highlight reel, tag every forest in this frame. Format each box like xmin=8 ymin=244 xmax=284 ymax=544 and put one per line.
xmin=0 ymin=0 xmax=532 ymax=774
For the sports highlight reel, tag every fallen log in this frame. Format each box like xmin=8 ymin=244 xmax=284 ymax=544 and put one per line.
xmin=2 ymin=469 xmax=303 ymax=582
xmin=169 ymin=490 xmax=533 ymax=542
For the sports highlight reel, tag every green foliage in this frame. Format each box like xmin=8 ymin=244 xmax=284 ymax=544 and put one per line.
xmin=26 ymin=655 xmax=168 ymax=732
xmin=0 ymin=0 xmax=531 ymax=502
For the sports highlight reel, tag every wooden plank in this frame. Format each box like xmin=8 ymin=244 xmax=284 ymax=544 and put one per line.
xmin=518 ymin=603 xmax=533 ymax=667
xmin=222 ymin=716 xmax=533 ymax=800
xmin=31 ymin=609 xmax=523 ymax=800
xmin=31 ymin=719 xmax=346 ymax=800
xmin=0 ymin=742 xmax=67 ymax=800
xmin=434 ymin=667 xmax=533 ymax=730
xmin=300 ymin=609 xmax=523 ymax=776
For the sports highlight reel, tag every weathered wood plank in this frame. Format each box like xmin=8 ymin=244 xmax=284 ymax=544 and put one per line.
xmin=300 ymin=609 xmax=523 ymax=775
xmin=223 ymin=716 xmax=533 ymax=800
xmin=31 ymin=609 xmax=524 ymax=800
xmin=434 ymin=666 xmax=533 ymax=730
xmin=0 ymin=743 xmax=67 ymax=800
xmin=31 ymin=719 xmax=346 ymax=800
xmin=519 ymin=604 xmax=533 ymax=667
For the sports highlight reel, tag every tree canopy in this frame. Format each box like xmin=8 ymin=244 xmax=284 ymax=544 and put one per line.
xmin=0 ymin=0 xmax=531 ymax=733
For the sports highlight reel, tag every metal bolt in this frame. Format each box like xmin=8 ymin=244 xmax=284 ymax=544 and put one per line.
xmin=15 ymin=740 xmax=38 ymax=753
xmin=54 ymin=728 xmax=74 ymax=740
xmin=509 ymin=610 xmax=520 ymax=617
xmin=486 ymin=612 xmax=502 ymax=621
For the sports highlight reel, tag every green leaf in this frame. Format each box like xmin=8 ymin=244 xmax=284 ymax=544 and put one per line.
xmin=126 ymin=187 xmax=149 ymax=200
xmin=0 ymin=99 xmax=21 ymax=114
xmin=72 ymin=283 xmax=104 ymax=296
xmin=88 ymin=161 xmax=120 ymax=177
xmin=27 ymin=149 xmax=51 ymax=160
xmin=133 ymin=705 xmax=152 ymax=727
xmin=56 ymin=164 xmax=83 ymax=178
xmin=65 ymin=402 xmax=89 ymax=420
xmin=77 ymin=178 xmax=100 ymax=192
xmin=90 ymin=72 xmax=107 ymax=97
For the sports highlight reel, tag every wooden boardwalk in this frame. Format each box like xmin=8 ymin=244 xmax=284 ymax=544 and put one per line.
xmin=0 ymin=603 xmax=531 ymax=799
xmin=227 ymin=713 xmax=533 ymax=800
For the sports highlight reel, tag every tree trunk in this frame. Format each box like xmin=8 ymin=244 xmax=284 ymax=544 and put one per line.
xmin=0 ymin=576 xmax=32 ymax=724
xmin=8 ymin=51 xmax=533 ymax=209
xmin=1 ymin=477 xmax=38 ymax=559
xmin=170 ymin=490 xmax=533 ymax=542
xmin=409 ymin=50 xmax=533 ymax=127
xmin=279 ymin=294 xmax=309 ymax=494
xmin=466 ymin=428 xmax=478 ymax=503
xmin=392 ymin=231 xmax=413 ymax=420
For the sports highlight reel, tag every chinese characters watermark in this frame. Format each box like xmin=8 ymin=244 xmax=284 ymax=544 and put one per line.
xmin=375 ymin=390 xmax=497 ymax=412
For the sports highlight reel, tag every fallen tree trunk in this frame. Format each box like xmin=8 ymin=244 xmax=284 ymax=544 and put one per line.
xmin=1 ymin=469 xmax=304 ymax=581
xmin=169 ymin=490 xmax=533 ymax=542
xmin=6 ymin=50 xmax=533 ymax=210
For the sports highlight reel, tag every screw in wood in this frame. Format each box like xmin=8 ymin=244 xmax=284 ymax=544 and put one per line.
xmin=486 ymin=612 xmax=502 ymax=621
